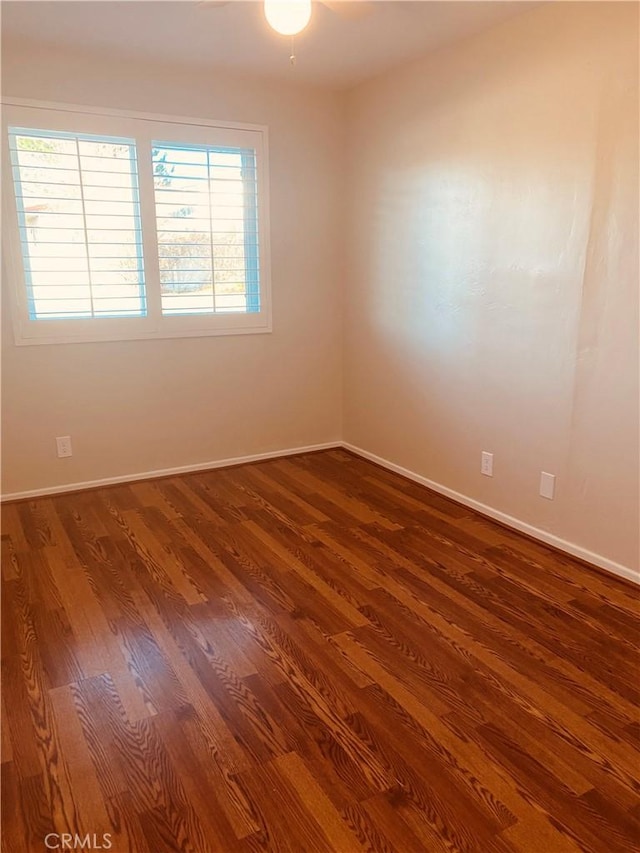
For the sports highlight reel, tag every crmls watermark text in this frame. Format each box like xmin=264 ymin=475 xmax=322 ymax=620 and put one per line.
xmin=44 ymin=834 xmax=113 ymax=850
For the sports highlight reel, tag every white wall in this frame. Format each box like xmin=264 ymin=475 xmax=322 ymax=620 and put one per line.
xmin=1 ymin=42 xmax=344 ymax=493
xmin=343 ymin=2 xmax=639 ymax=572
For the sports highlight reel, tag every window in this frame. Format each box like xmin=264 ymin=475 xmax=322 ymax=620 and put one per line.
xmin=2 ymin=100 xmax=271 ymax=344
xmin=10 ymin=129 xmax=145 ymax=320
xmin=152 ymin=142 xmax=260 ymax=316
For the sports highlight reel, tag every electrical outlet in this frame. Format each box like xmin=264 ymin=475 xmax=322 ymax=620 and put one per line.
xmin=481 ymin=451 xmax=493 ymax=477
xmin=540 ymin=471 xmax=555 ymax=500
xmin=56 ymin=435 xmax=73 ymax=458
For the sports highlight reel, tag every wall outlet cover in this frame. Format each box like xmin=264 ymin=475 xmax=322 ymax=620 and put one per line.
xmin=540 ymin=471 xmax=555 ymax=500
xmin=481 ymin=451 xmax=493 ymax=477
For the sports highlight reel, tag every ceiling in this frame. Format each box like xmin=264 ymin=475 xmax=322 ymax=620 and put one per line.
xmin=1 ymin=1 xmax=536 ymax=88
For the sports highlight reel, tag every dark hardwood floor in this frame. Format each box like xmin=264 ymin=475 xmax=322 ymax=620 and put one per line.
xmin=1 ymin=449 xmax=639 ymax=852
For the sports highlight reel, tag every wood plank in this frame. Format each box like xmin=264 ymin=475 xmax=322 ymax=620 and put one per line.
xmin=1 ymin=450 xmax=637 ymax=852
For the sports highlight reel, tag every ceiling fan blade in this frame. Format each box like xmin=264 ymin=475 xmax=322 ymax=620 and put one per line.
xmin=320 ymin=0 xmax=373 ymax=21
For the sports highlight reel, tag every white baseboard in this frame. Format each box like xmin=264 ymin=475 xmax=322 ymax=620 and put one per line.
xmin=0 ymin=441 xmax=341 ymax=503
xmin=342 ymin=442 xmax=639 ymax=586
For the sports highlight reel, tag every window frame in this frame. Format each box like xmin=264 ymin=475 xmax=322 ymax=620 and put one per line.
xmin=2 ymin=98 xmax=272 ymax=346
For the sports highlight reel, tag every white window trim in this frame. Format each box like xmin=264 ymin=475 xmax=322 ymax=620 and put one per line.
xmin=2 ymin=97 xmax=272 ymax=346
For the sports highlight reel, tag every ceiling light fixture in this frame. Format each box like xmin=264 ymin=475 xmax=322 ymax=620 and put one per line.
xmin=264 ymin=0 xmax=312 ymax=36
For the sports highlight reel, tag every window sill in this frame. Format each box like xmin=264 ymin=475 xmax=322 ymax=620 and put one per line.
xmin=12 ymin=315 xmax=272 ymax=346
